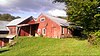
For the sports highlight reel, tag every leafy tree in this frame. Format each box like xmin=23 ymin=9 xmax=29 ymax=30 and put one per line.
xmin=53 ymin=0 xmax=100 ymax=32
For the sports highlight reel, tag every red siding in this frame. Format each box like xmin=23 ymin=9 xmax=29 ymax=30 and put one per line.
xmin=19 ymin=26 xmax=30 ymax=36
xmin=37 ymin=14 xmax=72 ymax=38
xmin=37 ymin=15 xmax=62 ymax=38
xmin=0 ymin=38 xmax=9 ymax=47
xmin=7 ymin=26 xmax=16 ymax=35
xmin=60 ymin=27 xmax=72 ymax=38
xmin=7 ymin=17 xmax=36 ymax=36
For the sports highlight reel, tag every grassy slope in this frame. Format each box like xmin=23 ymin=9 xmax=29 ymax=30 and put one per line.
xmin=0 ymin=37 xmax=100 ymax=56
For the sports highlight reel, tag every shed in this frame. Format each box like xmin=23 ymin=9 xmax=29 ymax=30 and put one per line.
xmin=7 ymin=16 xmax=38 ymax=36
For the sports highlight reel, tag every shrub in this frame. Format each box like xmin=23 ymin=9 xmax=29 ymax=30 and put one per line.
xmin=94 ymin=30 xmax=100 ymax=38
xmin=90 ymin=30 xmax=100 ymax=45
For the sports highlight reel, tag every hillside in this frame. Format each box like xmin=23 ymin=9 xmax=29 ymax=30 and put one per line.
xmin=0 ymin=37 xmax=100 ymax=56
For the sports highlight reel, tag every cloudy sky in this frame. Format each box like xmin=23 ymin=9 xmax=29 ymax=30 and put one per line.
xmin=0 ymin=0 xmax=66 ymax=18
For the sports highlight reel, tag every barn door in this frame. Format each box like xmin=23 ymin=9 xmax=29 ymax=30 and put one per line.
xmin=53 ymin=28 xmax=57 ymax=38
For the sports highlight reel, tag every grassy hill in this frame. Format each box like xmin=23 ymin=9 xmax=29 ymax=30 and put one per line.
xmin=0 ymin=37 xmax=100 ymax=56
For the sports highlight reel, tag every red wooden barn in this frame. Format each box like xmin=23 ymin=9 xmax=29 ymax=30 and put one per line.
xmin=36 ymin=13 xmax=72 ymax=38
xmin=7 ymin=16 xmax=38 ymax=36
xmin=7 ymin=13 xmax=82 ymax=38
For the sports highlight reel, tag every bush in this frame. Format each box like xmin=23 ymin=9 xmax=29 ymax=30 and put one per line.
xmin=94 ymin=30 xmax=100 ymax=38
xmin=93 ymin=38 xmax=100 ymax=45
xmin=90 ymin=30 xmax=100 ymax=45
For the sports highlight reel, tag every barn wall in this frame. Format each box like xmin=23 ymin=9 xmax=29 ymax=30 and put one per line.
xmin=19 ymin=26 xmax=30 ymax=36
xmin=37 ymin=15 xmax=61 ymax=38
xmin=19 ymin=25 xmax=37 ymax=36
xmin=7 ymin=26 xmax=16 ymax=35
xmin=60 ymin=27 xmax=72 ymax=38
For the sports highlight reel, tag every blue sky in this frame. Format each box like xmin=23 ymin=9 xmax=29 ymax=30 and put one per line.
xmin=0 ymin=0 xmax=66 ymax=18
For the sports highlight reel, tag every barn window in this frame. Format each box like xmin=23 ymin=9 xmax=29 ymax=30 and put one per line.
xmin=42 ymin=28 xmax=46 ymax=35
xmin=40 ymin=17 xmax=45 ymax=22
xmin=68 ymin=29 xmax=70 ymax=34
xmin=38 ymin=29 xmax=41 ymax=32
xmin=62 ymin=27 xmax=64 ymax=34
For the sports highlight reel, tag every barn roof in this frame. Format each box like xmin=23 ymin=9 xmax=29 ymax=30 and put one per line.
xmin=42 ymin=13 xmax=69 ymax=26
xmin=0 ymin=21 xmax=9 ymax=31
xmin=7 ymin=16 xmax=34 ymax=26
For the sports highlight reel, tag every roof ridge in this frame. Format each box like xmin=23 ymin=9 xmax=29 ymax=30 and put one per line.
xmin=42 ymin=13 xmax=69 ymax=26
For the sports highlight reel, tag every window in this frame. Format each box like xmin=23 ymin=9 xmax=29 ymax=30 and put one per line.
xmin=62 ymin=27 xmax=64 ymax=34
xmin=40 ymin=17 xmax=45 ymax=22
xmin=38 ymin=29 xmax=41 ymax=33
xmin=42 ymin=28 xmax=46 ymax=35
xmin=68 ymin=29 xmax=70 ymax=34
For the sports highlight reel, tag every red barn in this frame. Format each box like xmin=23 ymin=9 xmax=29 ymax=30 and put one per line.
xmin=7 ymin=13 xmax=82 ymax=38
xmin=36 ymin=13 xmax=72 ymax=38
xmin=7 ymin=16 xmax=38 ymax=36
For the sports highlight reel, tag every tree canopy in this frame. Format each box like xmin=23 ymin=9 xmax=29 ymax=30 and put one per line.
xmin=53 ymin=0 xmax=100 ymax=32
xmin=0 ymin=13 xmax=21 ymax=21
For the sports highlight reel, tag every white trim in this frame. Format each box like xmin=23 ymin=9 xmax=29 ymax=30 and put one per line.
xmin=38 ymin=29 xmax=41 ymax=33
xmin=62 ymin=27 xmax=64 ymax=34
xmin=40 ymin=17 xmax=45 ymax=22
xmin=42 ymin=28 xmax=46 ymax=35
xmin=68 ymin=29 xmax=70 ymax=34
xmin=16 ymin=27 xmax=17 ymax=35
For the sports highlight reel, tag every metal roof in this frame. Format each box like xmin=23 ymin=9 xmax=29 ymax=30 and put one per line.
xmin=0 ymin=21 xmax=9 ymax=31
xmin=7 ymin=16 xmax=33 ymax=26
xmin=42 ymin=13 xmax=69 ymax=26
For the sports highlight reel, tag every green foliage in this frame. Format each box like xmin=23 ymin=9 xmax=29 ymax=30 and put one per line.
xmin=89 ymin=30 xmax=100 ymax=45
xmin=93 ymin=30 xmax=100 ymax=45
xmin=1 ymin=37 xmax=100 ymax=55
xmin=93 ymin=38 xmax=100 ymax=45
xmin=0 ymin=13 xmax=21 ymax=21
xmin=53 ymin=0 xmax=100 ymax=31
xmin=94 ymin=30 xmax=100 ymax=38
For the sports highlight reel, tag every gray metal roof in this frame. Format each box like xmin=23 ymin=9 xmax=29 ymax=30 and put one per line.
xmin=7 ymin=16 xmax=32 ymax=26
xmin=0 ymin=21 xmax=9 ymax=31
xmin=42 ymin=13 xmax=69 ymax=26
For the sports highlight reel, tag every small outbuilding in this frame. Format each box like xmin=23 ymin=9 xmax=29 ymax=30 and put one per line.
xmin=7 ymin=16 xmax=38 ymax=36
xmin=0 ymin=21 xmax=12 ymax=47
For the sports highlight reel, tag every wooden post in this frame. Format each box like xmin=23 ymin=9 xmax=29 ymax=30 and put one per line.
xmin=29 ymin=25 xmax=32 ymax=36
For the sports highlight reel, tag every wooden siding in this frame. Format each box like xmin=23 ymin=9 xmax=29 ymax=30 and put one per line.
xmin=37 ymin=14 xmax=72 ymax=38
xmin=7 ymin=26 xmax=16 ymax=35
xmin=0 ymin=38 xmax=9 ymax=47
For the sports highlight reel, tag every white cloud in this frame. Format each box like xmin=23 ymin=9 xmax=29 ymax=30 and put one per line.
xmin=0 ymin=0 xmax=66 ymax=17
xmin=47 ymin=9 xmax=66 ymax=17
xmin=0 ymin=0 xmax=9 ymax=6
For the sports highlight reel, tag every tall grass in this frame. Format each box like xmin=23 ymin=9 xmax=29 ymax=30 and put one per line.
xmin=0 ymin=37 xmax=100 ymax=56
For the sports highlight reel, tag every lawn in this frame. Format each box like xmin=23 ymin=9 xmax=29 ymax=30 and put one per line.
xmin=0 ymin=36 xmax=100 ymax=56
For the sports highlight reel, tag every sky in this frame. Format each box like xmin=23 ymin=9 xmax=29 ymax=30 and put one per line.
xmin=0 ymin=0 xmax=66 ymax=18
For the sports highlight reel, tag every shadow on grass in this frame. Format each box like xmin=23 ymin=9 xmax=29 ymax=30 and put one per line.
xmin=0 ymin=47 xmax=10 ymax=53
xmin=0 ymin=49 xmax=9 ymax=53
xmin=73 ymin=34 xmax=88 ymax=40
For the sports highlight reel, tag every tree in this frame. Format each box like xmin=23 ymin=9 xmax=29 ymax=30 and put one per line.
xmin=0 ymin=13 xmax=21 ymax=21
xmin=53 ymin=0 xmax=100 ymax=32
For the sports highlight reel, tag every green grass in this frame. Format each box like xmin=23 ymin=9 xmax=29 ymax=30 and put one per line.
xmin=0 ymin=36 xmax=100 ymax=56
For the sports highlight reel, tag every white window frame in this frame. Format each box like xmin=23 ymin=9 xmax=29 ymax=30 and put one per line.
xmin=62 ymin=27 xmax=64 ymax=34
xmin=40 ymin=17 xmax=45 ymax=22
xmin=42 ymin=28 xmax=46 ymax=35
xmin=68 ymin=29 xmax=70 ymax=34
xmin=38 ymin=29 xmax=41 ymax=33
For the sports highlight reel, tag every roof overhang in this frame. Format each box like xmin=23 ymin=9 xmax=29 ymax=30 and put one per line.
xmin=17 ymin=23 xmax=39 ymax=27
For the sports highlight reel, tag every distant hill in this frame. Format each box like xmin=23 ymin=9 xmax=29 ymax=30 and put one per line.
xmin=0 ymin=13 xmax=21 ymax=21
